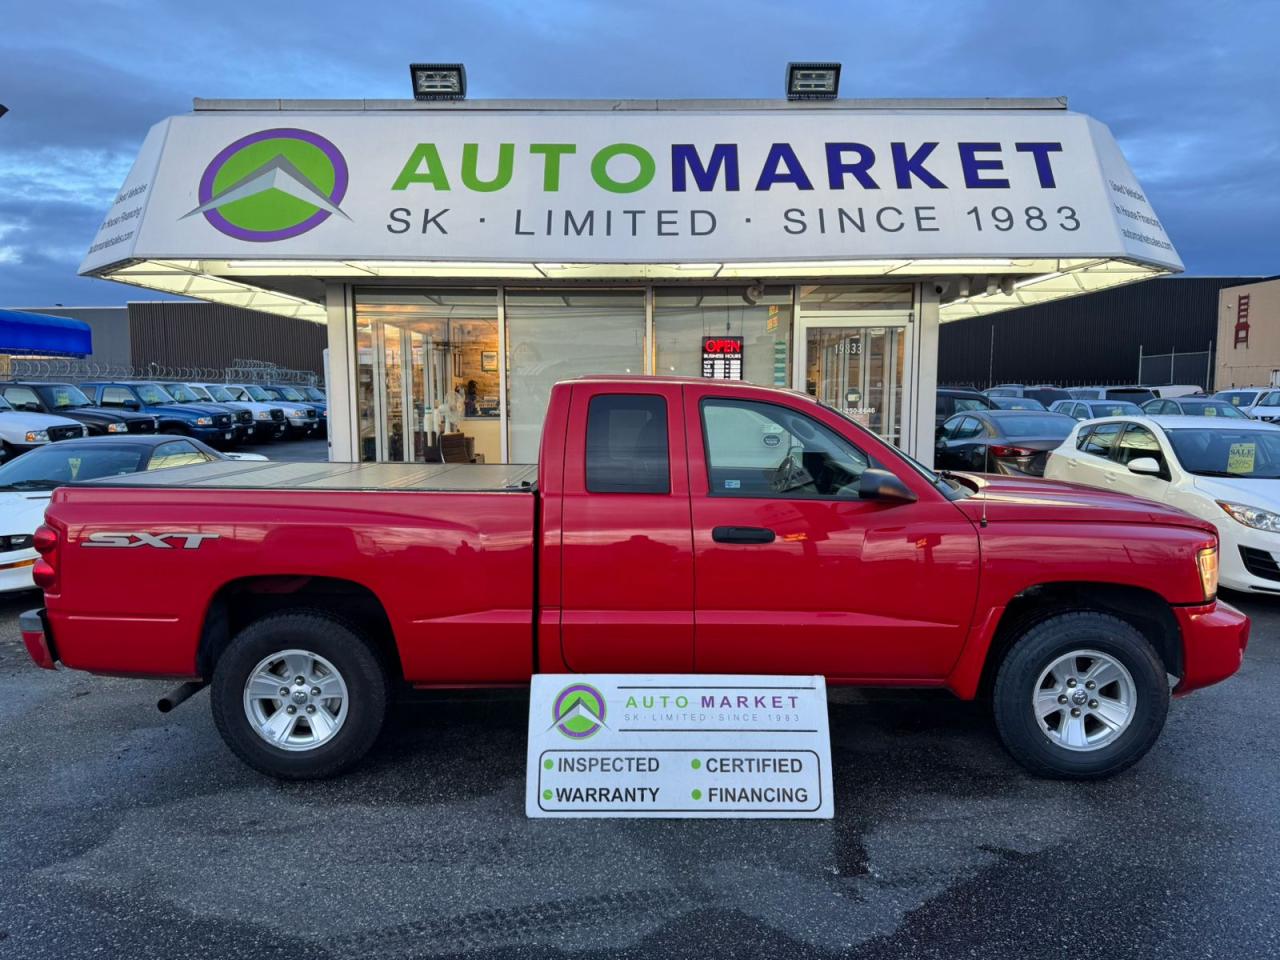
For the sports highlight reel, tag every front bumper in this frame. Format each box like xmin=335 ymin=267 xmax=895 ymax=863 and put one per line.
xmin=1173 ymin=599 xmax=1250 ymax=696
xmin=20 ymin=607 xmax=56 ymax=669
xmin=0 ymin=552 xmax=37 ymax=593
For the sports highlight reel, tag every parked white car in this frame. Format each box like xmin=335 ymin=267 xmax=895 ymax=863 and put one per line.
xmin=0 ymin=392 xmax=86 ymax=462
xmin=186 ymin=383 xmax=288 ymax=440
xmin=1215 ymin=387 xmax=1280 ymax=422
xmin=1045 ymin=415 xmax=1280 ymax=593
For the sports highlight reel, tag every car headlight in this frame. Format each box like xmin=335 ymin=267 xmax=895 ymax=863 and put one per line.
xmin=1217 ymin=501 xmax=1280 ymax=532
xmin=320 ymin=409 xmax=327 ymax=416
xmin=107 ymin=421 xmax=128 ymax=433
xmin=1 ymin=534 xmax=35 ymax=552
xmin=289 ymin=408 xmax=307 ymax=417
xmin=24 ymin=430 xmax=49 ymax=443
xmin=1197 ymin=545 xmax=1219 ymax=601
xmin=195 ymin=416 xmax=213 ymax=426
xmin=255 ymin=410 xmax=272 ymax=420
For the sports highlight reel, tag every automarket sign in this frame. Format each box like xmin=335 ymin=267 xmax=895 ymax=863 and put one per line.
xmin=81 ymin=109 xmax=1181 ymax=273
xmin=526 ymin=674 xmax=834 ymax=819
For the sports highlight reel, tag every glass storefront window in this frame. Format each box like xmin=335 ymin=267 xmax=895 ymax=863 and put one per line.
xmin=654 ymin=286 xmax=793 ymax=388
xmin=354 ymin=290 xmax=501 ymax=463
xmin=505 ymin=290 xmax=647 ymax=463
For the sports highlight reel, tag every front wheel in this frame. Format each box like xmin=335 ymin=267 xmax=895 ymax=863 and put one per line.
xmin=210 ymin=611 xmax=390 ymax=779
xmin=993 ymin=611 xmax=1170 ymax=779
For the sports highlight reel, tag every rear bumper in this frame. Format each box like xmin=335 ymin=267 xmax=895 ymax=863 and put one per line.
xmin=19 ymin=607 xmax=57 ymax=670
xmin=1173 ymin=599 xmax=1250 ymax=696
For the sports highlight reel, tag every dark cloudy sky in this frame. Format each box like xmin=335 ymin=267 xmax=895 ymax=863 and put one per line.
xmin=1 ymin=0 xmax=1276 ymax=306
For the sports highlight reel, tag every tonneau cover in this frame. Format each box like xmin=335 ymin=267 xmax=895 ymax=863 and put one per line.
xmin=80 ymin=459 xmax=538 ymax=492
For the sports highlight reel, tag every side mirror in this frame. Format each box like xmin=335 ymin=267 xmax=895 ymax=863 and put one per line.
xmin=1127 ymin=457 xmax=1162 ymax=476
xmin=859 ymin=468 xmax=918 ymax=503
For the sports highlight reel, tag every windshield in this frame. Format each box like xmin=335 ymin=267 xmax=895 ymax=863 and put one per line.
xmin=245 ymin=385 xmax=273 ymax=402
xmin=162 ymin=384 xmax=201 ymax=403
xmin=301 ymin=386 xmax=326 ymax=401
xmin=1183 ymin=401 xmax=1247 ymax=418
xmin=205 ymin=385 xmax=235 ymax=402
xmin=186 ymin=385 xmax=213 ymax=401
xmin=41 ymin=384 xmax=92 ymax=408
xmin=1219 ymin=392 xmax=1258 ymax=407
xmin=1166 ymin=428 xmax=1280 ymax=479
xmin=994 ymin=398 xmax=1045 ymax=411
xmin=136 ymin=384 xmax=174 ymax=404
xmin=991 ymin=414 xmax=1074 ymax=438
xmin=1089 ymin=402 xmax=1142 ymax=417
xmin=224 ymin=385 xmax=250 ymax=401
xmin=0 ymin=443 xmax=146 ymax=489
xmin=273 ymin=385 xmax=306 ymax=401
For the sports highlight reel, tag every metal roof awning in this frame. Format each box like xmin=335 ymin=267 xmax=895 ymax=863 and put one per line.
xmin=0 ymin=309 xmax=93 ymax=356
xmin=80 ymin=99 xmax=1182 ymax=324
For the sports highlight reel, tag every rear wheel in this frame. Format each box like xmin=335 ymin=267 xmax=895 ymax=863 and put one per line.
xmin=211 ymin=611 xmax=390 ymax=779
xmin=993 ymin=611 xmax=1169 ymax=779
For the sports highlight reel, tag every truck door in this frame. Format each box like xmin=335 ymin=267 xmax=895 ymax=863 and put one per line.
xmin=685 ymin=385 xmax=980 ymax=681
xmin=558 ymin=383 xmax=695 ymax=672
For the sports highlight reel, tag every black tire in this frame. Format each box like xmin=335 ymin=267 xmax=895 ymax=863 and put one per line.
xmin=993 ymin=611 xmax=1169 ymax=780
xmin=210 ymin=610 xmax=390 ymax=780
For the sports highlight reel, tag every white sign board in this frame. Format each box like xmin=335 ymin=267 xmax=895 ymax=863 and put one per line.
xmin=526 ymin=674 xmax=833 ymax=819
xmin=83 ymin=109 xmax=1180 ymax=274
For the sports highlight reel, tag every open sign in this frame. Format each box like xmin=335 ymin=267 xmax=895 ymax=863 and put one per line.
xmin=702 ymin=336 xmax=744 ymax=380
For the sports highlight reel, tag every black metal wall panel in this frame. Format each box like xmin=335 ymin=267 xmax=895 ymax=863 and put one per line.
xmin=127 ymin=302 xmax=326 ymax=375
xmin=938 ymin=276 xmax=1256 ymax=389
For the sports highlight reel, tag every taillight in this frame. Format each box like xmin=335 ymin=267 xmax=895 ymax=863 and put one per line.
xmin=989 ymin=445 xmax=1036 ymax=459
xmin=32 ymin=524 xmax=59 ymax=592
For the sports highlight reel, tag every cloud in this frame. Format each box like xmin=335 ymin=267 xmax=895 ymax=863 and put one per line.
xmin=1 ymin=0 xmax=1277 ymax=306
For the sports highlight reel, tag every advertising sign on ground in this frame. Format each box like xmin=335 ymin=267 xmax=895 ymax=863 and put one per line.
xmin=526 ymin=674 xmax=834 ymax=819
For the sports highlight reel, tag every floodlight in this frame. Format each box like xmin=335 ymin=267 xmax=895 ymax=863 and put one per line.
xmin=786 ymin=63 xmax=840 ymax=100
xmin=410 ymin=64 xmax=466 ymax=101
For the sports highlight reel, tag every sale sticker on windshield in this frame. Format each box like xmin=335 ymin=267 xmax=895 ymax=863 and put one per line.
xmin=1228 ymin=442 xmax=1256 ymax=474
xmin=526 ymin=674 xmax=833 ymax=819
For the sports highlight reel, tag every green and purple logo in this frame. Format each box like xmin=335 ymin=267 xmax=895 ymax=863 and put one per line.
xmin=552 ymin=683 xmax=607 ymax=740
xmin=183 ymin=128 xmax=349 ymax=241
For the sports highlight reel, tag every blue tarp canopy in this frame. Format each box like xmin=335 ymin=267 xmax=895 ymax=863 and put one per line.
xmin=0 ymin=309 xmax=92 ymax=357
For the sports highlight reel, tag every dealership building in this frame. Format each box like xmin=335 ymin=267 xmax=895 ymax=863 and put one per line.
xmin=80 ymin=86 xmax=1181 ymax=465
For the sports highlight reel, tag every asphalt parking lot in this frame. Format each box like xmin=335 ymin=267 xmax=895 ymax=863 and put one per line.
xmin=233 ymin=435 xmax=329 ymax=462
xmin=0 ymin=591 xmax=1276 ymax=960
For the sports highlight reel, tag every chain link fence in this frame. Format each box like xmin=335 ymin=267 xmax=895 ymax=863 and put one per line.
xmin=4 ymin=356 xmax=319 ymax=387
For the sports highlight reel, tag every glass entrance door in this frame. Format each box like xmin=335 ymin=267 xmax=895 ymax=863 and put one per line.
xmin=797 ymin=320 xmax=910 ymax=447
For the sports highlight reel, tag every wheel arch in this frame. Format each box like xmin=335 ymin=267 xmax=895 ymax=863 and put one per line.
xmin=197 ymin=575 xmax=402 ymax=681
xmin=977 ymin=581 xmax=1182 ymax=698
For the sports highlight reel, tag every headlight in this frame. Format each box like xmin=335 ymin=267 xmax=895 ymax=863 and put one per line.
xmin=255 ymin=410 xmax=272 ymax=420
xmin=1217 ymin=501 xmax=1280 ymax=532
xmin=24 ymin=430 xmax=49 ymax=443
xmin=107 ymin=422 xmax=128 ymax=433
xmin=321 ymin=409 xmax=327 ymax=416
xmin=195 ymin=416 xmax=213 ymax=426
xmin=1197 ymin=545 xmax=1219 ymax=601
xmin=289 ymin=408 xmax=307 ymax=417
xmin=1 ymin=534 xmax=35 ymax=552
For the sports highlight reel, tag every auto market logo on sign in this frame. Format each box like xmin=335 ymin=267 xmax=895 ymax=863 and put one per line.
xmin=551 ymin=683 xmax=607 ymax=739
xmin=183 ymin=128 xmax=349 ymax=241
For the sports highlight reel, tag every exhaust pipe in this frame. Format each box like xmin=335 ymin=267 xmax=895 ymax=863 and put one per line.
xmin=157 ymin=680 xmax=207 ymax=713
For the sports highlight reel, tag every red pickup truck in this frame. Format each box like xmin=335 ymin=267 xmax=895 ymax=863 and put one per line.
xmin=21 ymin=377 xmax=1247 ymax=781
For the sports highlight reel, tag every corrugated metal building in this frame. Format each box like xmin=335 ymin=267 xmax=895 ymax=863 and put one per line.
xmin=938 ymin=276 xmax=1259 ymax=390
xmin=12 ymin=302 xmax=325 ymax=375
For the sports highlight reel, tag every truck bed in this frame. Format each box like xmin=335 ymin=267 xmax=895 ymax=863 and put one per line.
xmin=83 ymin=459 xmax=539 ymax=492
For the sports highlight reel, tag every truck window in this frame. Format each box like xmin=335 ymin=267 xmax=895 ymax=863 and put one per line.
xmin=701 ymin=398 xmax=873 ymax=499
xmin=584 ymin=394 xmax=670 ymax=494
